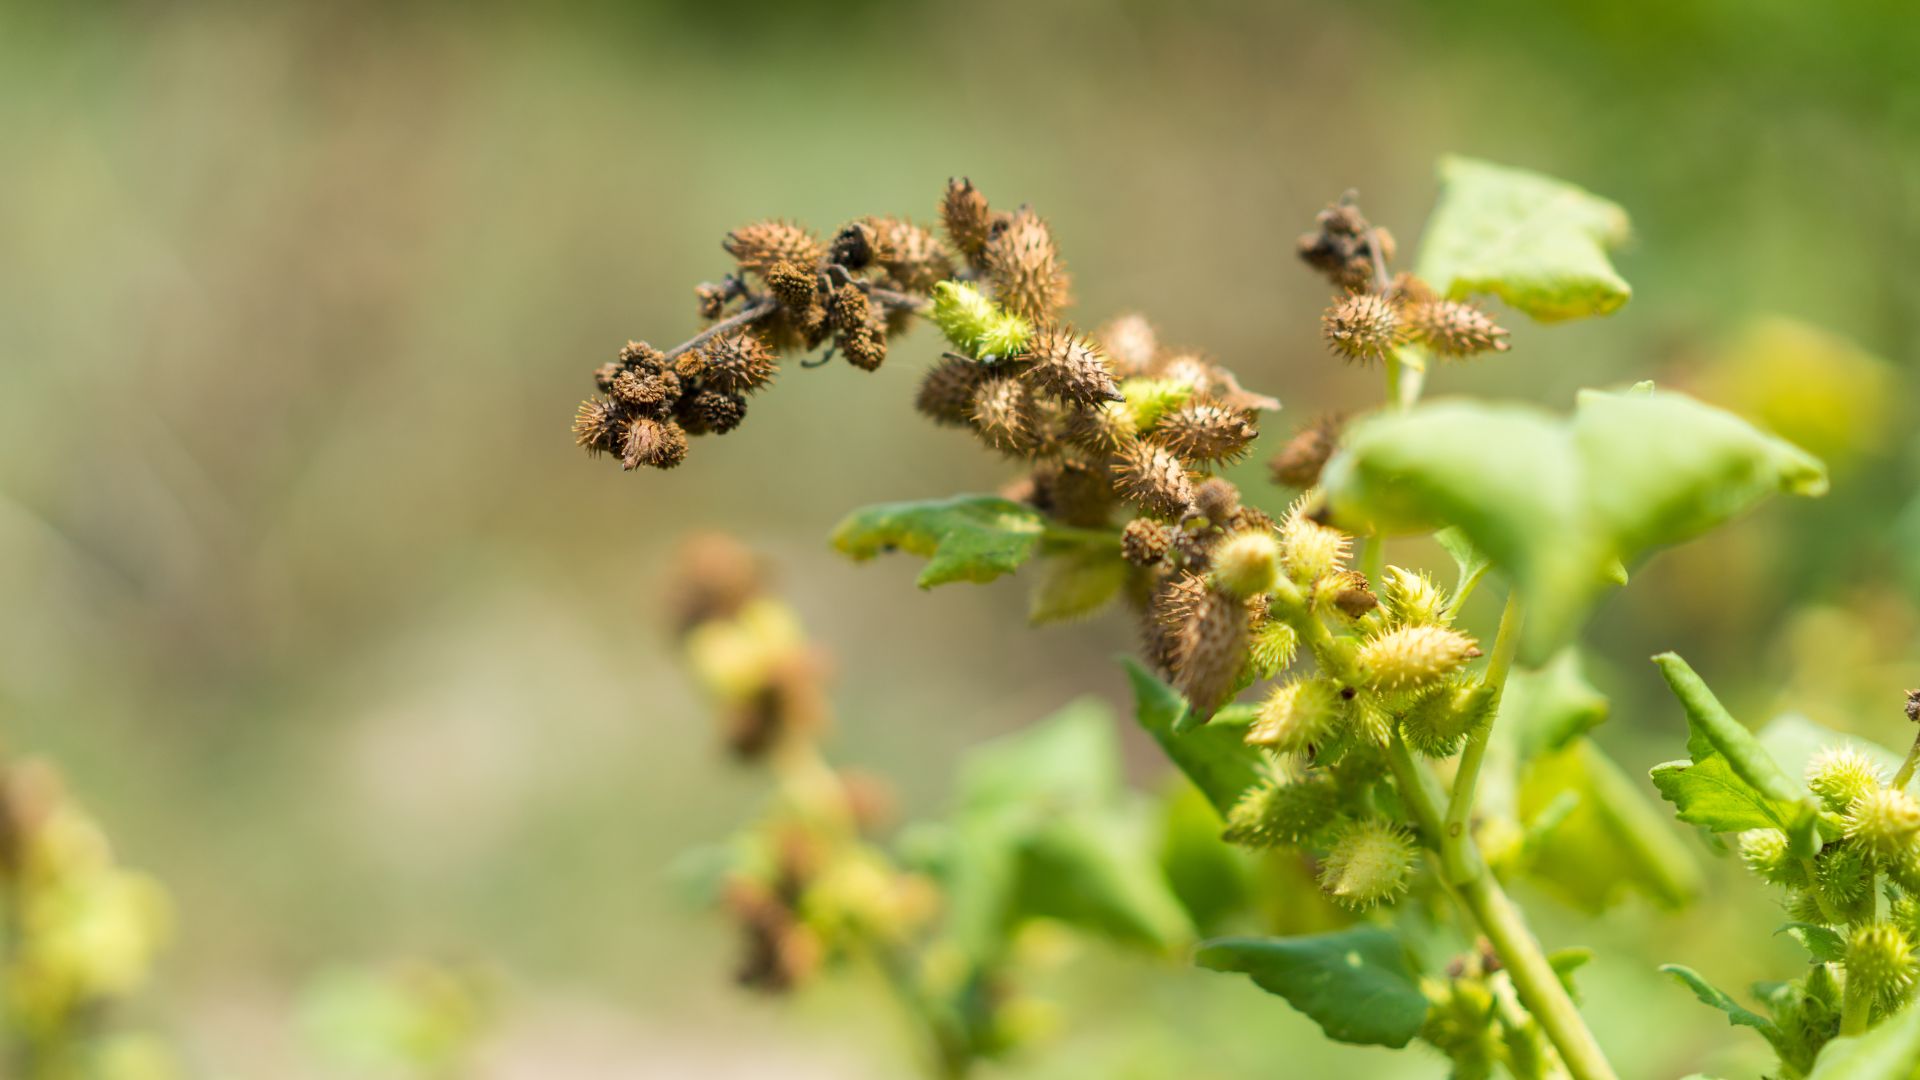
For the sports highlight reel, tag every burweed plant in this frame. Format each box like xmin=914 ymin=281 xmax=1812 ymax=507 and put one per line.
xmin=600 ymin=160 xmax=1920 ymax=1078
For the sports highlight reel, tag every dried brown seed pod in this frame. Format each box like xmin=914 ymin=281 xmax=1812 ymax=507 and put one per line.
xmin=969 ymin=376 xmax=1038 ymax=455
xmin=1042 ymin=458 xmax=1115 ymax=527
xmin=611 ymin=369 xmax=679 ymax=412
xmin=766 ymin=260 xmax=821 ymax=313
xmin=916 ymin=356 xmax=987 ymax=427
xmin=698 ymin=333 xmax=779 ymax=394
xmin=1174 ymin=583 xmax=1250 ymax=720
xmin=840 ymin=323 xmax=887 ymax=372
xmin=1122 ymin=517 xmax=1172 ymax=566
xmin=866 ymin=217 xmax=954 ymax=293
xmin=1023 ymin=326 xmax=1120 ymax=406
xmin=621 ymin=416 xmax=690 ymax=470
xmin=826 ymin=283 xmax=872 ymax=332
xmin=1193 ymin=478 xmax=1242 ymax=526
xmin=1114 ymin=441 xmax=1197 ymax=520
xmin=692 ymin=389 xmax=747 ymax=435
xmin=572 ymin=399 xmax=622 ymax=457
xmin=1098 ymin=314 xmax=1159 ymax=378
xmin=940 ymin=178 xmax=995 ymax=268
xmin=1322 ymin=292 xmax=1403 ymax=365
xmin=829 ymin=221 xmax=878 ymax=270
xmin=1066 ymin=400 xmax=1139 ymax=455
xmin=619 ymin=340 xmax=667 ymax=374
xmin=1329 ymin=570 xmax=1380 ymax=618
xmin=984 ymin=208 xmax=1071 ymax=324
xmin=1155 ymin=401 xmax=1259 ymax=465
xmin=1403 ymin=299 xmax=1511 ymax=357
xmin=723 ymin=220 xmax=825 ymax=278
xmin=1269 ymin=415 xmax=1343 ymax=488
xmin=1296 ymin=197 xmax=1394 ymax=291
xmin=696 ymin=283 xmax=729 ymax=321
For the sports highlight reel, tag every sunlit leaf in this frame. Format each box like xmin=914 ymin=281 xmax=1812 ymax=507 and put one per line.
xmin=832 ymin=495 xmax=1047 ymax=587
xmin=1660 ymin=964 xmax=1787 ymax=1057
xmin=1417 ymin=156 xmax=1632 ymax=322
xmin=1520 ymin=737 xmax=1701 ymax=911
xmin=1196 ymin=928 xmax=1428 ymax=1047
xmin=1124 ymin=659 xmax=1264 ymax=818
xmin=1806 ymin=993 xmax=1920 ymax=1078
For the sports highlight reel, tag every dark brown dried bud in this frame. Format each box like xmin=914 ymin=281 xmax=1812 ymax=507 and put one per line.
xmin=916 ymin=356 xmax=987 ymax=427
xmin=829 ymin=285 xmax=885 ymax=371
xmin=829 ymin=221 xmax=878 ymax=269
xmin=866 ymin=216 xmax=954 ymax=293
xmin=619 ymin=341 xmax=667 ymax=374
xmin=723 ymin=220 xmax=825 ymax=278
xmin=698 ymin=333 xmax=779 ymax=394
xmin=1296 ymin=196 xmax=1394 ymax=291
xmin=1024 ymin=326 xmax=1120 ymax=406
xmin=1114 ymin=441 xmax=1196 ymax=520
xmin=692 ymin=390 xmax=747 ymax=435
xmin=1122 ymin=518 xmax=1172 ymax=566
xmin=593 ymin=362 xmax=623 ymax=393
xmin=969 ymin=377 xmax=1037 ymax=455
xmin=766 ymin=260 xmax=821 ymax=312
xmin=673 ymin=352 xmax=709 ymax=381
xmin=1322 ymin=293 xmax=1403 ymax=365
xmin=1330 ymin=570 xmax=1380 ymax=618
xmin=1098 ymin=314 xmax=1159 ymax=378
xmin=611 ymin=369 xmax=679 ymax=411
xmin=984 ymin=208 xmax=1070 ymax=323
xmin=1155 ymin=402 xmax=1259 ymax=465
xmin=572 ymin=398 xmax=622 ymax=457
xmin=827 ymin=283 xmax=872 ymax=332
xmin=696 ymin=283 xmax=729 ymax=321
xmin=621 ymin=416 xmax=690 ymax=470
xmin=1193 ymin=478 xmax=1241 ymax=526
xmin=940 ymin=178 xmax=995 ymax=267
xmin=1269 ymin=415 xmax=1343 ymax=489
xmin=1906 ymin=689 xmax=1920 ymax=724
xmin=1173 ymin=583 xmax=1249 ymax=720
xmin=1403 ymin=299 xmax=1511 ymax=357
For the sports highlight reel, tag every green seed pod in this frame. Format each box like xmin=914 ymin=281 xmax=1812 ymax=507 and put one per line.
xmin=1357 ymin=626 xmax=1480 ymax=693
xmin=1279 ymin=508 xmax=1351 ymax=586
xmin=1119 ymin=377 xmax=1197 ymax=432
xmin=1381 ymin=566 xmax=1450 ymax=628
xmin=1222 ymin=765 xmax=1340 ymax=848
xmin=1212 ymin=530 xmax=1283 ymax=599
xmin=1844 ymin=788 xmax=1920 ymax=861
xmin=1894 ymin=894 xmax=1920 ymax=943
xmin=1247 ymin=678 xmax=1343 ymax=755
xmin=1738 ymin=829 xmax=1807 ymax=887
xmin=930 ymin=281 xmax=1032 ymax=360
xmin=1808 ymin=747 xmax=1885 ymax=816
xmin=1399 ymin=681 xmax=1484 ymax=758
xmin=1848 ymin=922 xmax=1917 ymax=1008
xmin=1245 ymin=620 xmax=1299 ymax=681
xmin=1318 ymin=818 xmax=1418 ymax=910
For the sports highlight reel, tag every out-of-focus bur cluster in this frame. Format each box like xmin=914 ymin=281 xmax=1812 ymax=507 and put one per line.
xmin=0 ymin=761 xmax=177 ymax=1080
xmin=299 ymin=960 xmax=494 ymax=1080
xmin=1730 ymin=722 xmax=1920 ymax=1053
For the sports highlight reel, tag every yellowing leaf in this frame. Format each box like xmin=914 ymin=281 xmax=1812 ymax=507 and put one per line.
xmin=832 ymin=495 xmax=1047 ymax=588
xmin=1417 ymin=156 xmax=1632 ymax=322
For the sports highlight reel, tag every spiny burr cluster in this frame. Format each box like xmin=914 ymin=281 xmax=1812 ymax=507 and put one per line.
xmin=1298 ymin=195 xmax=1511 ymax=366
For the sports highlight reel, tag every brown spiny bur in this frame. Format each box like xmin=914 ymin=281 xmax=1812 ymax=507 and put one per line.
xmin=611 ymin=368 xmax=679 ymax=411
xmin=767 ymin=260 xmax=823 ymax=315
xmin=1388 ymin=272 xmax=1434 ymax=306
xmin=1154 ymin=353 xmax=1218 ymax=396
xmin=619 ymin=340 xmax=668 ymax=374
xmin=1155 ymin=401 xmax=1259 ymax=465
xmin=1099 ymin=314 xmax=1159 ymax=378
xmin=1906 ymin=689 xmax=1920 ymax=724
xmin=969 ymin=376 xmax=1038 ymax=455
xmin=723 ymin=220 xmax=825 ymax=278
xmin=1193 ymin=478 xmax=1241 ymax=526
xmin=1024 ymin=326 xmax=1120 ymax=406
xmin=1147 ymin=572 xmax=1211 ymax=664
xmin=667 ymin=531 xmax=764 ymax=636
xmin=940 ymin=178 xmax=995 ymax=268
xmin=1322 ymin=293 xmax=1403 ymax=365
xmin=697 ymin=333 xmax=779 ymax=394
xmin=1270 ymin=415 xmax=1343 ymax=488
xmin=1122 ymin=518 xmax=1172 ymax=567
xmin=573 ymin=399 xmax=623 ymax=457
xmin=1232 ymin=505 xmax=1278 ymax=534
xmin=916 ymin=356 xmax=987 ymax=427
xmin=1172 ymin=522 xmax=1224 ymax=569
xmin=827 ymin=283 xmax=872 ymax=332
xmin=1039 ymin=458 xmax=1114 ymax=528
xmin=1329 ymin=571 xmax=1380 ymax=618
xmin=1404 ymin=299 xmax=1511 ymax=357
xmin=866 ymin=217 xmax=954 ymax=293
xmin=1173 ymin=583 xmax=1250 ymax=720
xmin=1114 ymin=441 xmax=1196 ymax=520
xmin=1296 ymin=196 xmax=1394 ymax=291
xmin=691 ymin=390 xmax=747 ymax=435
xmin=829 ymin=221 xmax=878 ymax=269
xmin=1067 ymin=400 xmax=1139 ymax=454
xmin=621 ymin=416 xmax=690 ymax=470
xmin=985 ymin=208 xmax=1071 ymax=323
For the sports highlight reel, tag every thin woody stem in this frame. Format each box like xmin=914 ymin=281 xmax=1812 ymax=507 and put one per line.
xmin=662 ymin=289 xmax=930 ymax=362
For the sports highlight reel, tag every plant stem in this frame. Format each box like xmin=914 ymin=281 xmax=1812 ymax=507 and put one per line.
xmin=1842 ymin=962 xmax=1872 ymax=1036
xmin=1895 ymin=731 xmax=1920 ymax=790
xmin=663 ymin=297 xmax=780 ymax=360
xmin=1442 ymin=591 xmax=1524 ymax=883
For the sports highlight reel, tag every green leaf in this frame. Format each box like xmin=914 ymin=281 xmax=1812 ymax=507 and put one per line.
xmin=1503 ymin=648 xmax=1609 ymax=760
xmin=1806 ymin=993 xmax=1920 ymax=1078
xmin=1124 ymin=659 xmax=1264 ymax=818
xmin=1759 ymin=715 xmax=1906 ymax=783
xmin=1651 ymin=753 xmax=1804 ymax=835
xmin=1028 ymin=546 xmax=1127 ymax=625
xmin=1520 ymin=737 xmax=1701 ymax=911
xmin=1654 ymin=654 xmax=1808 ymax=802
xmin=957 ymin=698 xmax=1120 ymax=814
xmin=1016 ymin=811 xmax=1195 ymax=952
xmin=1548 ymin=947 xmax=1593 ymax=999
xmin=832 ymin=495 xmax=1047 ymax=588
xmin=1661 ymin=965 xmax=1787 ymax=1056
xmin=1779 ymin=922 xmax=1848 ymax=964
xmin=1320 ymin=389 xmax=1825 ymax=663
xmin=1416 ymin=156 xmax=1632 ymax=322
xmin=1196 ymin=929 xmax=1429 ymax=1047
xmin=1434 ymin=525 xmax=1491 ymax=599
xmin=1158 ymin=782 xmax=1257 ymax=935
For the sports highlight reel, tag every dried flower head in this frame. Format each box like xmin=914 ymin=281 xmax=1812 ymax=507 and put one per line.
xmin=916 ymin=356 xmax=987 ymax=428
xmin=1155 ymin=401 xmax=1259 ymax=465
xmin=969 ymin=377 xmax=1038 ymax=455
xmin=1121 ymin=518 xmax=1172 ymax=567
xmin=1024 ymin=327 xmax=1120 ymax=406
xmin=1114 ymin=441 xmax=1197 ymax=520
xmin=699 ymin=333 xmax=780 ymax=394
xmin=984 ymin=208 xmax=1071 ymax=324
xmin=829 ymin=285 xmax=887 ymax=372
xmin=829 ymin=221 xmax=878 ymax=270
xmin=940 ymin=178 xmax=995 ymax=269
xmin=865 ymin=217 xmax=954 ymax=293
xmin=1297 ymin=196 xmax=1394 ymax=291
xmin=692 ymin=390 xmax=748 ymax=435
xmin=723 ymin=220 xmax=825 ymax=278
xmin=1172 ymin=583 xmax=1249 ymax=720
xmin=611 ymin=368 xmax=678 ymax=411
xmin=573 ymin=399 xmax=622 ymax=457
xmin=1323 ymin=292 xmax=1404 ymax=365
xmin=1192 ymin=478 xmax=1241 ymax=527
xmin=622 ymin=416 xmax=690 ymax=470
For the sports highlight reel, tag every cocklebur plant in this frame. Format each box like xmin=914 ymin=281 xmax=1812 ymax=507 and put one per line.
xmin=1652 ymin=661 xmax=1920 ymax=1078
xmin=597 ymin=158 xmax=1836 ymax=1078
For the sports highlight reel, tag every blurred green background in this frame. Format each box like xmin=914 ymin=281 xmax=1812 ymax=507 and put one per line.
xmin=1 ymin=1 xmax=1916 ymax=1075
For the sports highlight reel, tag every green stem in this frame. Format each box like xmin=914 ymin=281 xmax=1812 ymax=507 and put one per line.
xmin=1456 ymin=871 xmax=1618 ymax=1080
xmin=1842 ymin=962 xmax=1872 ymax=1036
xmin=1895 ymin=732 xmax=1920 ymax=790
xmin=1442 ymin=592 xmax=1524 ymax=883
